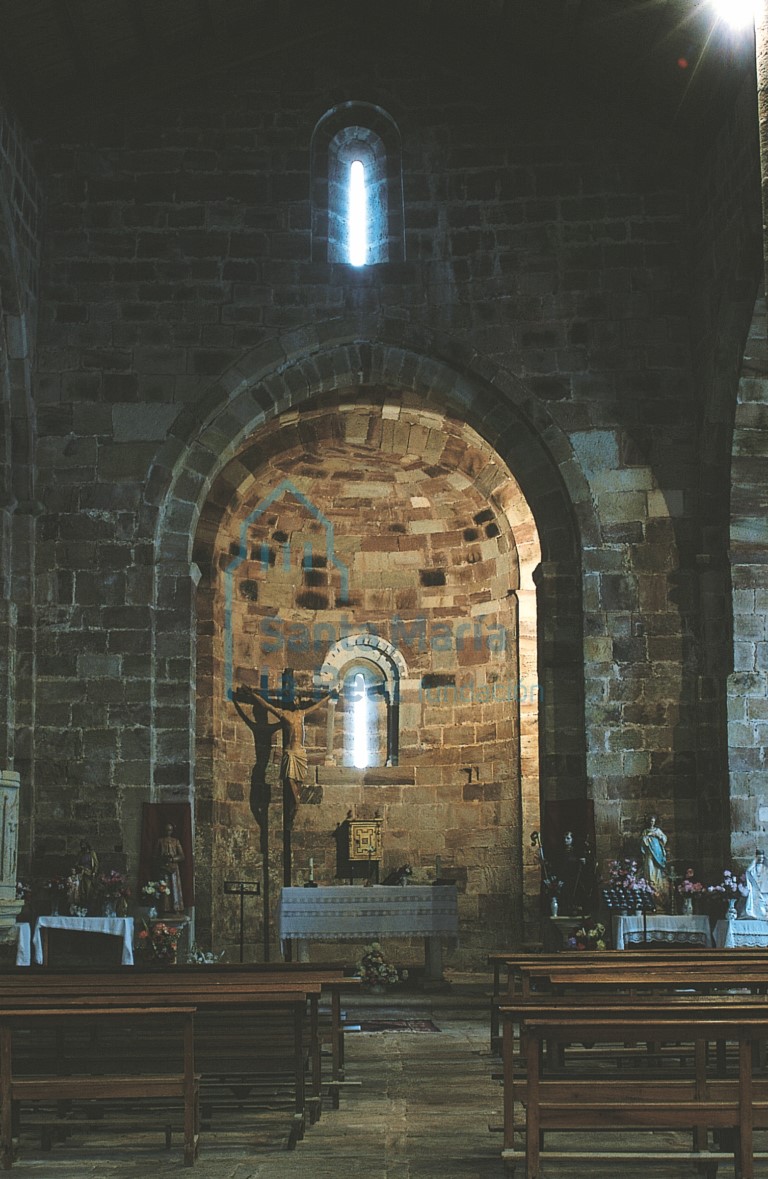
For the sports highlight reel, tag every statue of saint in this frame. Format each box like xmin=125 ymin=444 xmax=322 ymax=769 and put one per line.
xmin=234 ymin=686 xmax=336 ymax=829
xmin=744 ymin=849 xmax=768 ymax=920
xmin=153 ymin=823 xmax=185 ymax=913
xmin=640 ymin=814 xmax=668 ymax=893
xmin=75 ymin=841 xmax=99 ymax=911
xmin=551 ymin=830 xmax=595 ymax=916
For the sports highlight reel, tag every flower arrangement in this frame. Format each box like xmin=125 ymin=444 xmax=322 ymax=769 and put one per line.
xmin=606 ymin=859 xmax=655 ymax=895
xmin=100 ymin=870 xmax=130 ymax=900
xmin=707 ymin=869 xmax=748 ymax=901
xmin=567 ymin=922 xmax=607 ymax=951
xmin=186 ymin=945 xmax=226 ymax=965
xmin=137 ymin=921 xmax=179 ymax=964
xmin=602 ymin=859 xmax=656 ymax=915
xmin=142 ymin=880 xmax=171 ymax=902
xmin=676 ymin=867 xmax=705 ymax=897
xmin=355 ymin=942 xmax=406 ymax=989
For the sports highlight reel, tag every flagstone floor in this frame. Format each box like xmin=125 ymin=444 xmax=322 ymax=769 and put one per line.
xmin=6 ymin=974 xmax=762 ymax=1178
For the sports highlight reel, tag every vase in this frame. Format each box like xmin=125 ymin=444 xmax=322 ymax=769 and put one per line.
xmin=103 ymin=899 xmax=116 ymax=918
xmin=726 ymin=897 xmax=738 ymax=921
xmin=365 ymin=983 xmax=386 ymax=995
xmin=115 ymin=896 xmax=128 ymax=917
xmin=550 ymin=896 xmax=558 ymax=917
xmin=682 ymin=896 xmax=693 ymax=916
xmin=147 ymin=905 xmax=158 ymax=920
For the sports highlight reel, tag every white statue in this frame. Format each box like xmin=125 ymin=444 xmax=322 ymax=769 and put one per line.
xmin=743 ymin=849 xmax=768 ymax=920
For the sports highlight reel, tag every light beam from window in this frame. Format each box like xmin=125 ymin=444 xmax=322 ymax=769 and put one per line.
xmin=348 ymin=160 xmax=367 ymax=266
xmin=352 ymin=672 xmax=369 ymax=768
xmin=710 ymin=0 xmax=757 ymax=28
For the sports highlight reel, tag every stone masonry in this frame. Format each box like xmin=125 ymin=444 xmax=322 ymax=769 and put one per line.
xmin=0 ymin=12 xmax=763 ymax=958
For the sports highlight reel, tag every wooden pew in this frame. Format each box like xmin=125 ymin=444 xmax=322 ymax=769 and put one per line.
xmin=0 ymin=1005 xmax=199 ymax=1169
xmin=499 ymin=992 xmax=768 ymax=1177
xmin=488 ymin=948 xmax=768 ymax=1051
xmin=0 ymin=975 xmax=319 ymax=1148
xmin=169 ymin=963 xmax=359 ymax=1102
xmin=6 ymin=962 xmax=359 ymax=1103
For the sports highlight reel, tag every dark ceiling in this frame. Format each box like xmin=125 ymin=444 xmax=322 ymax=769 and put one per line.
xmin=0 ymin=0 xmax=755 ymax=146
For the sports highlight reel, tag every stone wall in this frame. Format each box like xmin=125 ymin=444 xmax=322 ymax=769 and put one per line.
xmin=0 ymin=100 xmax=42 ymax=867
xmin=688 ymin=73 xmax=763 ymax=875
xmin=24 ymin=20 xmax=753 ymax=945
xmin=194 ymin=398 xmax=539 ymax=959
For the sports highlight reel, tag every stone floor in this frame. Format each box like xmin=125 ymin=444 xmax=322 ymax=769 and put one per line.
xmin=5 ymin=973 xmax=763 ymax=1177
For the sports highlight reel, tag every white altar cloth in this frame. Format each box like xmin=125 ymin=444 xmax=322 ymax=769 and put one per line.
xmin=31 ymin=916 xmax=134 ymax=965
xmin=613 ymin=913 xmax=712 ymax=950
xmin=278 ymin=885 xmax=458 ymax=942
xmin=714 ymin=918 xmax=768 ymax=949
xmin=278 ymin=885 xmax=458 ymax=980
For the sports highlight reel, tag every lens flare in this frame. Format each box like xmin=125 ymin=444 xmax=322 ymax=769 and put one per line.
xmin=710 ymin=0 xmax=758 ymax=30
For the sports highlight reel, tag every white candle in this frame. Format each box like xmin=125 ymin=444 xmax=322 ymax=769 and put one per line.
xmin=309 ymin=858 xmax=314 ymax=881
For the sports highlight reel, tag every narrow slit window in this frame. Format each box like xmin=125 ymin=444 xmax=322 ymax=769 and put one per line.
xmin=348 ymin=159 xmax=367 ymax=266
xmin=352 ymin=672 xmax=369 ymax=768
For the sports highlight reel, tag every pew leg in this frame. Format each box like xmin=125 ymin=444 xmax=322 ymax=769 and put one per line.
xmin=737 ymin=1037 xmax=754 ymax=1179
xmin=523 ymin=1031 xmax=541 ymax=1179
xmin=693 ymin=1039 xmax=708 ymax=1155
xmin=0 ymin=1028 xmax=12 ymax=1170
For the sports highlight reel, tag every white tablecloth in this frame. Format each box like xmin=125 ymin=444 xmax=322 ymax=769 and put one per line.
xmin=714 ymin=918 xmax=768 ymax=948
xmin=31 ymin=916 xmax=134 ymax=965
xmin=613 ymin=914 xmax=712 ymax=950
xmin=15 ymin=923 xmax=31 ymax=966
xmin=278 ymin=885 xmax=459 ymax=944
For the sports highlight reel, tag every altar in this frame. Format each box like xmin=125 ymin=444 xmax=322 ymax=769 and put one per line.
xmin=278 ymin=885 xmax=459 ymax=981
xmin=613 ymin=913 xmax=713 ymax=949
xmin=713 ymin=917 xmax=768 ymax=948
xmin=16 ymin=916 xmax=135 ymax=966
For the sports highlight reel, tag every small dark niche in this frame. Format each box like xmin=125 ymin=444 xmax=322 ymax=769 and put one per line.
xmin=272 ymin=531 xmax=289 ymax=543
xmin=463 ymin=527 xmax=479 ymax=541
xmin=250 ymin=545 xmax=276 ymax=565
xmin=303 ymin=569 xmax=327 ymax=587
xmin=421 ymin=673 xmax=456 ymax=688
xmin=296 ymin=590 xmax=328 ymax=610
xmin=473 ymin=508 xmax=494 ymax=525
xmin=485 ymin=522 xmax=500 ymax=538
xmin=240 ymin=580 xmax=259 ymax=601
xmin=419 ymin=569 xmax=446 ymax=587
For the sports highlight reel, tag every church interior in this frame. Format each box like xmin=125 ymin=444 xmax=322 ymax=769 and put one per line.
xmin=1 ymin=0 xmax=768 ymax=1174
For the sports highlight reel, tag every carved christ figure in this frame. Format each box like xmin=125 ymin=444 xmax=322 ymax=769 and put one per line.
xmin=235 ymin=686 xmax=336 ymax=828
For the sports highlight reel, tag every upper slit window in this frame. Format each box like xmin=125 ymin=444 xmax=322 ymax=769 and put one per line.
xmin=311 ymin=102 xmax=405 ymax=266
xmin=352 ymin=672 xmax=369 ymax=766
xmin=348 ymin=160 xmax=368 ymax=266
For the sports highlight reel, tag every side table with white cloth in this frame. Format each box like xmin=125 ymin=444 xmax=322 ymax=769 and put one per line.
xmin=15 ymin=923 xmax=31 ymax=966
xmin=613 ymin=913 xmax=713 ymax=949
xmin=714 ymin=917 xmax=768 ymax=949
xmin=278 ymin=885 xmax=459 ymax=981
xmin=30 ymin=915 xmax=134 ymax=965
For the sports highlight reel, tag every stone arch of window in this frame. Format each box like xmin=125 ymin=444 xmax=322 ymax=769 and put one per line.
xmin=311 ymin=102 xmax=405 ymax=264
xmin=318 ymin=634 xmax=407 ymax=767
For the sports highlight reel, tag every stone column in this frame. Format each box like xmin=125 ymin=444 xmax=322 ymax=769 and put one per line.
xmin=757 ymin=0 xmax=768 ymax=305
xmin=0 ymin=771 xmax=23 ymax=942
